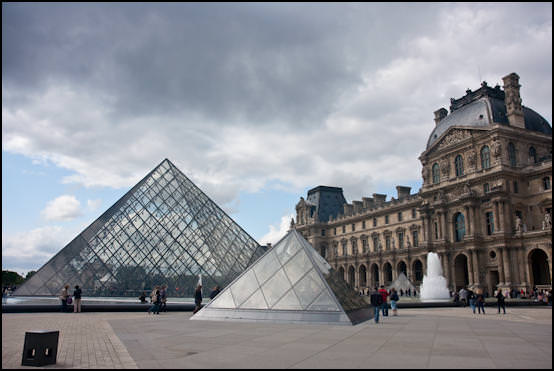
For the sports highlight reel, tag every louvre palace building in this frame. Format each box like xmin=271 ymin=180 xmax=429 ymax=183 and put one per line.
xmin=294 ymin=72 xmax=552 ymax=295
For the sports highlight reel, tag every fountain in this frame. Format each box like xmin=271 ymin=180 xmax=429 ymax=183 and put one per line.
xmin=420 ymin=252 xmax=451 ymax=302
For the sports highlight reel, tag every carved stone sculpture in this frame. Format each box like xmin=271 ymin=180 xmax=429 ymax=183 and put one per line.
xmin=467 ymin=150 xmax=477 ymax=167
xmin=492 ymin=140 xmax=502 ymax=158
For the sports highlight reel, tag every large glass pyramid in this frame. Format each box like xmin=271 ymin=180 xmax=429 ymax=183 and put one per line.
xmin=14 ymin=159 xmax=266 ymax=298
xmin=191 ymin=229 xmax=373 ymax=325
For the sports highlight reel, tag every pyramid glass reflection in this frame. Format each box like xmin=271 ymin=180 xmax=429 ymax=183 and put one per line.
xmin=14 ymin=159 xmax=266 ymax=298
xmin=191 ymin=229 xmax=373 ymax=325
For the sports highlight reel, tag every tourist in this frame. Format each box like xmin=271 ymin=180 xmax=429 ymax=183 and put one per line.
xmin=148 ymin=286 xmax=160 ymax=314
xmin=459 ymin=287 xmax=468 ymax=307
xmin=370 ymin=287 xmax=383 ymax=323
xmin=73 ymin=285 xmax=82 ymax=313
xmin=159 ymin=285 xmax=168 ymax=312
xmin=209 ymin=285 xmax=221 ymax=300
xmin=468 ymin=290 xmax=477 ymax=314
xmin=476 ymin=290 xmax=486 ymax=314
xmin=139 ymin=291 xmax=147 ymax=304
xmin=400 ymin=289 xmax=404 ymax=297
xmin=546 ymin=290 xmax=552 ymax=306
xmin=59 ymin=284 xmax=70 ymax=312
xmin=193 ymin=284 xmax=203 ymax=314
xmin=407 ymin=288 xmax=411 ymax=297
xmin=390 ymin=288 xmax=399 ymax=316
xmin=496 ymin=289 xmax=506 ymax=314
xmin=453 ymin=291 xmax=460 ymax=304
xmin=378 ymin=285 xmax=389 ymax=317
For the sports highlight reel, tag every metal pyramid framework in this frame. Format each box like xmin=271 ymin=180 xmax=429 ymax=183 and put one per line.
xmin=14 ymin=159 xmax=266 ymax=298
xmin=191 ymin=229 xmax=373 ymax=325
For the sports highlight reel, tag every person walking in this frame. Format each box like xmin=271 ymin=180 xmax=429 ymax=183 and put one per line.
xmin=370 ymin=287 xmax=383 ymax=323
xmin=390 ymin=288 xmax=399 ymax=316
xmin=193 ymin=284 xmax=203 ymax=314
xmin=459 ymin=287 xmax=468 ymax=307
xmin=496 ymin=289 xmax=506 ymax=314
xmin=148 ymin=286 xmax=160 ymax=314
xmin=59 ymin=284 xmax=70 ymax=312
xmin=476 ymin=290 xmax=486 ymax=314
xmin=468 ymin=290 xmax=477 ymax=314
xmin=159 ymin=285 xmax=168 ymax=312
xmin=73 ymin=285 xmax=82 ymax=313
xmin=378 ymin=285 xmax=389 ymax=317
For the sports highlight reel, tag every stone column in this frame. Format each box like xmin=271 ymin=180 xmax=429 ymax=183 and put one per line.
xmin=465 ymin=206 xmax=471 ymax=235
xmin=498 ymin=201 xmax=505 ymax=232
xmin=472 ymin=249 xmax=480 ymax=286
xmin=494 ymin=201 xmax=501 ymax=232
xmin=468 ymin=250 xmax=475 ymax=285
xmin=443 ymin=211 xmax=450 ymax=242
xmin=497 ymin=247 xmax=506 ymax=285
xmin=437 ymin=212 xmax=443 ymax=239
xmin=470 ymin=206 xmax=477 ymax=236
xmin=506 ymin=202 xmax=514 ymax=234
xmin=518 ymin=247 xmax=527 ymax=285
xmin=421 ymin=216 xmax=427 ymax=242
xmin=502 ymin=246 xmax=512 ymax=285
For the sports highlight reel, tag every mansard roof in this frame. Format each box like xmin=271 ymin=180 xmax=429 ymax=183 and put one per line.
xmin=427 ymin=83 xmax=552 ymax=150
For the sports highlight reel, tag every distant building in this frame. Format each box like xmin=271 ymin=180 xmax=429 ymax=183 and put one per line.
xmin=294 ymin=73 xmax=552 ymax=295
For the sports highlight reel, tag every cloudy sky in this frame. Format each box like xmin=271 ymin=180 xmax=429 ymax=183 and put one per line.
xmin=2 ymin=2 xmax=552 ymax=275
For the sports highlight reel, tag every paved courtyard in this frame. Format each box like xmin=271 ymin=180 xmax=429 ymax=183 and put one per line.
xmin=2 ymin=306 xmax=551 ymax=369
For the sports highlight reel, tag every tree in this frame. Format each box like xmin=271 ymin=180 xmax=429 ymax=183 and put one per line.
xmin=25 ymin=271 xmax=37 ymax=281
xmin=2 ymin=270 xmax=25 ymax=287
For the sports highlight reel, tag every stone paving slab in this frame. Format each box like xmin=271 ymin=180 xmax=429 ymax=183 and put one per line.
xmin=2 ymin=307 xmax=552 ymax=369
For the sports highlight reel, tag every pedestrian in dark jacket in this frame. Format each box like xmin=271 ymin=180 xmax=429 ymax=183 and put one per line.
xmin=209 ymin=286 xmax=221 ymax=300
xmin=193 ymin=285 xmax=203 ymax=314
xmin=476 ymin=290 xmax=486 ymax=314
xmin=73 ymin=285 xmax=82 ymax=313
xmin=496 ymin=290 xmax=506 ymax=314
xmin=370 ymin=287 xmax=383 ymax=323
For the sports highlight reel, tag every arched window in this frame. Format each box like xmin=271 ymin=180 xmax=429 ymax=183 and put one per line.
xmin=529 ymin=146 xmax=537 ymax=164
xmin=480 ymin=145 xmax=490 ymax=169
xmin=455 ymin=155 xmax=464 ymax=176
xmin=432 ymin=163 xmax=440 ymax=184
xmin=455 ymin=213 xmax=465 ymax=242
xmin=508 ymin=142 xmax=517 ymax=167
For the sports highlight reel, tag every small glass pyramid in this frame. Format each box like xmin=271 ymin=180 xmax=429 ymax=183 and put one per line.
xmin=191 ymin=229 xmax=373 ymax=325
xmin=14 ymin=159 xmax=266 ymax=298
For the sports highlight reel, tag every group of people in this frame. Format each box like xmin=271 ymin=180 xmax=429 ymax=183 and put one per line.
xmin=369 ymin=286 xmax=400 ymax=323
xmin=144 ymin=284 xmax=222 ymax=315
xmin=146 ymin=285 xmax=168 ymax=314
xmin=59 ymin=284 xmax=82 ymax=312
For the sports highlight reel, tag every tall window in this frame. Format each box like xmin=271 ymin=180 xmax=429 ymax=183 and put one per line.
xmin=432 ymin=163 xmax=440 ymax=184
xmin=385 ymin=236 xmax=391 ymax=250
xmin=486 ymin=212 xmax=494 ymax=235
xmin=334 ymin=228 xmax=337 ymax=235
xmin=529 ymin=146 xmax=537 ymax=164
xmin=373 ymin=236 xmax=379 ymax=251
xmin=362 ymin=220 xmax=366 ymax=229
xmin=342 ymin=242 xmax=347 ymax=256
xmin=373 ymin=217 xmax=377 ymax=227
xmin=412 ymin=230 xmax=419 ymax=247
xmin=351 ymin=223 xmax=356 ymax=232
xmin=481 ymin=145 xmax=491 ymax=169
xmin=508 ymin=142 xmax=517 ymax=167
xmin=342 ymin=225 xmax=346 ymax=233
xmin=321 ymin=229 xmax=326 ymax=237
xmin=514 ymin=181 xmax=519 ymax=193
xmin=398 ymin=232 xmax=404 ymax=248
xmin=544 ymin=177 xmax=551 ymax=190
xmin=398 ymin=212 xmax=403 ymax=222
xmin=412 ymin=208 xmax=417 ymax=218
xmin=455 ymin=155 xmax=464 ymax=176
xmin=455 ymin=213 xmax=465 ymax=242
xmin=385 ymin=215 xmax=389 ymax=224
xmin=362 ymin=238 xmax=368 ymax=253
xmin=434 ymin=222 xmax=439 ymax=239
xmin=483 ymin=183 xmax=490 ymax=193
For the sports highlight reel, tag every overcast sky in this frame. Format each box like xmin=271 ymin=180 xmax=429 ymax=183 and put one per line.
xmin=2 ymin=2 xmax=552 ymax=275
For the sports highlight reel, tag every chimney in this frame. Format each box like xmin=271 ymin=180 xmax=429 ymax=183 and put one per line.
xmin=502 ymin=72 xmax=525 ymax=129
xmin=373 ymin=193 xmax=387 ymax=206
xmin=433 ymin=108 xmax=448 ymax=126
xmin=362 ymin=197 xmax=375 ymax=209
xmin=343 ymin=203 xmax=353 ymax=216
xmin=352 ymin=201 xmax=363 ymax=214
xmin=396 ymin=186 xmax=411 ymax=200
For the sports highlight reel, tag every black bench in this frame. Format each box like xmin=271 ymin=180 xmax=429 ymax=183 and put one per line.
xmin=21 ymin=330 xmax=59 ymax=366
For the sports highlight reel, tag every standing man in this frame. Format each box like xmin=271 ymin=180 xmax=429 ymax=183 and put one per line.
xmin=370 ymin=287 xmax=383 ymax=323
xmin=193 ymin=284 xmax=203 ymax=314
xmin=73 ymin=285 xmax=82 ymax=313
xmin=378 ymin=285 xmax=389 ymax=317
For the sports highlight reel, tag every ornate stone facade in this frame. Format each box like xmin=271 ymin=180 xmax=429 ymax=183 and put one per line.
xmin=294 ymin=73 xmax=552 ymax=295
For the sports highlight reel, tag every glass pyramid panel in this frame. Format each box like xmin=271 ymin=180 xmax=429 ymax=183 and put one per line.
xmin=14 ymin=159 xmax=265 ymax=298
xmin=192 ymin=229 xmax=373 ymax=325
